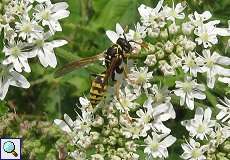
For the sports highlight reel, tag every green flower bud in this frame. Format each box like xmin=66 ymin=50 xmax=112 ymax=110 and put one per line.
xmin=160 ymin=29 xmax=168 ymax=39
xmin=155 ymin=49 xmax=165 ymax=59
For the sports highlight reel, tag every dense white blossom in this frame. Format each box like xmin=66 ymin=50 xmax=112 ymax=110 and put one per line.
xmin=0 ymin=0 xmax=69 ymax=100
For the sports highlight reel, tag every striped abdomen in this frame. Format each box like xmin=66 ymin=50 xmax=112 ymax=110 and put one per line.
xmin=90 ymin=74 xmax=107 ymax=107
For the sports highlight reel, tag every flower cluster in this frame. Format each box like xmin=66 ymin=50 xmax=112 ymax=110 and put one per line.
xmin=0 ymin=0 xmax=69 ymax=100
xmin=55 ymin=0 xmax=230 ymax=159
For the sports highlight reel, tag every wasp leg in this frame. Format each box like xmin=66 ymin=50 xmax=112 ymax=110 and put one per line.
xmin=115 ymin=80 xmax=121 ymax=102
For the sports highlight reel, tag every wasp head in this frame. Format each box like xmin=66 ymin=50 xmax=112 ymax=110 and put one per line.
xmin=116 ymin=38 xmax=132 ymax=53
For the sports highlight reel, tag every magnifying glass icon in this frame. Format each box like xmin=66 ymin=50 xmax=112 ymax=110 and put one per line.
xmin=3 ymin=141 xmax=18 ymax=157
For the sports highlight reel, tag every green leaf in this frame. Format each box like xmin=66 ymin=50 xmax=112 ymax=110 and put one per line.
xmin=0 ymin=101 xmax=8 ymax=117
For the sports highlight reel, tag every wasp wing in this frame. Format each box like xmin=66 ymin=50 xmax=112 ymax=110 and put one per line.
xmin=103 ymin=57 xmax=120 ymax=83
xmin=55 ymin=53 xmax=105 ymax=77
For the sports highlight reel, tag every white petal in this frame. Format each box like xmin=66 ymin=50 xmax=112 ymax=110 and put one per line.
xmin=52 ymin=10 xmax=70 ymax=20
xmin=216 ymin=55 xmax=230 ymax=65
xmin=9 ymin=71 xmax=30 ymax=88
xmin=204 ymin=107 xmax=212 ymax=122
xmin=64 ymin=114 xmax=74 ymax=127
xmin=161 ymin=135 xmax=176 ymax=147
xmin=106 ymin=30 xmax=119 ymax=44
xmin=194 ymin=107 xmax=204 ymax=122
xmin=54 ymin=119 xmax=72 ymax=133
xmin=155 ymin=0 xmax=164 ymax=13
xmin=202 ymin=11 xmax=212 ymax=21
xmin=216 ymin=110 xmax=226 ymax=120
xmin=46 ymin=50 xmax=57 ymax=68
xmin=116 ymin=23 xmax=124 ymax=36
xmin=48 ymin=40 xmax=68 ymax=48
xmin=0 ymin=79 xmax=10 ymax=100
xmin=52 ymin=2 xmax=69 ymax=11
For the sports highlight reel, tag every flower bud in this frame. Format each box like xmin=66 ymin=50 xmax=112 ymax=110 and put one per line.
xmin=176 ymin=45 xmax=184 ymax=57
xmin=159 ymin=60 xmax=175 ymax=75
xmin=182 ymin=22 xmax=194 ymax=35
xmin=102 ymin=126 xmax=110 ymax=136
xmin=90 ymin=131 xmax=100 ymax=141
xmin=144 ymin=54 xmax=157 ymax=66
xmin=164 ymin=41 xmax=174 ymax=53
xmin=160 ymin=29 xmax=168 ymax=39
xmin=96 ymin=144 xmax=105 ymax=153
xmin=92 ymin=115 xmax=104 ymax=127
xmin=147 ymin=43 xmax=156 ymax=54
xmin=125 ymin=141 xmax=137 ymax=152
xmin=111 ymin=155 xmax=121 ymax=160
xmin=117 ymin=148 xmax=127 ymax=158
xmin=109 ymin=116 xmax=118 ymax=127
xmin=183 ymin=40 xmax=196 ymax=51
xmin=148 ymin=28 xmax=160 ymax=38
xmin=155 ymin=49 xmax=165 ymax=59
xmin=91 ymin=154 xmax=104 ymax=160
xmin=169 ymin=53 xmax=182 ymax=68
xmin=117 ymin=138 xmax=125 ymax=146
xmin=168 ymin=23 xmax=180 ymax=34
xmin=108 ymin=136 xmax=117 ymax=145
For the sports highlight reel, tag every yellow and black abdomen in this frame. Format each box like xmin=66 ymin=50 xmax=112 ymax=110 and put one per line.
xmin=89 ymin=73 xmax=108 ymax=107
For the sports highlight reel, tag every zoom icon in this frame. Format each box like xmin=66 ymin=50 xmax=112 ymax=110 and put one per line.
xmin=0 ymin=138 xmax=22 ymax=160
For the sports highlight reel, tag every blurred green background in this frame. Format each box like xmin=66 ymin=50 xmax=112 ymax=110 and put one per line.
xmin=1 ymin=0 xmax=230 ymax=159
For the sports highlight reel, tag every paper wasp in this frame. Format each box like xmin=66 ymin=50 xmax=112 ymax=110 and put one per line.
xmin=55 ymin=29 xmax=147 ymax=107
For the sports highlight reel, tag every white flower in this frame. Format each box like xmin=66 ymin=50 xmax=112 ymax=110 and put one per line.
xmin=32 ymin=32 xmax=68 ymax=68
xmin=182 ymin=107 xmax=216 ymax=140
xmin=121 ymin=122 xmax=142 ymax=139
xmin=128 ymin=67 xmax=153 ymax=90
xmin=163 ymin=2 xmax=186 ymax=22
xmin=73 ymin=109 xmax=93 ymax=135
xmin=189 ymin=11 xmax=212 ymax=27
xmin=113 ymin=87 xmax=139 ymax=113
xmin=174 ymin=77 xmax=206 ymax=110
xmin=210 ymin=123 xmax=230 ymax=145
xmin=200 ymin=49 xmax=230 ymax=88
xmin=216 ymin=97 xmax=230 ymax=123
xmin=3 ymin=41 xmax=36 ymax=73
xmin=181 ymin=138 xmax=207 ymax=160
xmin=15 ymin=15 xmax=43 ymax=42
xmin=138 ymin=0 xmax=165 ymax=28
xmin=194 ymin=20 xmax=220 ymax=48
xmin=182 ymin=52 xmax=204 ymax=77
xmin=145 ymin=85 xmax=176 ymax=121
xmin=144 ymin=132 xmax=176 ymax=159
xmin=136 ymin=109 xmax=152 ymax=136
xmin=33 ymin=1 xmax=70 ymax=34
xmin=0 ymin=64 xmax=30 ymax=100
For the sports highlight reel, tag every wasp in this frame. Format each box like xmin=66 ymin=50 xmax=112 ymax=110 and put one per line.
xmin=55 ymin=30 xmax=146 ymax=107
